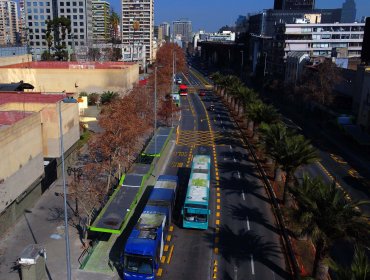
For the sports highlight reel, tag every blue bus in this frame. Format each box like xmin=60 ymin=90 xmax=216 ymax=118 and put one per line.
xmin=122 ymin=175 xmax=178 ymax=279
xmin=182 ymin=155 xmax=211 ymax=230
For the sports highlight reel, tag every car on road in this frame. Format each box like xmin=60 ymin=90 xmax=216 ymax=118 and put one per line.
xmin=198 ymin=89 xmax=206 ymax=96
xmin=176 ymin=77 xmax=182 ymax=84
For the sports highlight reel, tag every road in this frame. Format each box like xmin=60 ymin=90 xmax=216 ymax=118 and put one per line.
xmin=158 ymin=72 xmax=290 ymax=279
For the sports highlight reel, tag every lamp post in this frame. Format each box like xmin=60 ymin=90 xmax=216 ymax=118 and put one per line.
xmin=58 ymin=96 xmax=78 ymax=280
xmin=154 ymin=66 xmax=157 ymax=154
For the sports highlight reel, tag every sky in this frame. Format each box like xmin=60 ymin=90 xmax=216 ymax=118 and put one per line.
xmin=109 ymin=0 xmax=370 ymax=32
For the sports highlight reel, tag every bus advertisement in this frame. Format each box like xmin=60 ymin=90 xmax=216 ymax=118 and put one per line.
xmin=182 ymin=155 xmax=211 ymax=230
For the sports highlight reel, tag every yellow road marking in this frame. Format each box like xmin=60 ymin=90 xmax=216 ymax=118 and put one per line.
xmin=156 ymin=268 xmax=163 ymax=277
xmin=217 ymin=205 xmax=220 ymax=210
xmin=216 ymin=212 xmax=220 ymax=217
xmin=214 ymin=260 xmax=218 ymax=266
xmin=216 ymin=192 xmax=220 ymax=197
xmin=166 ymin=234 xmax=172 ymax=242
xmin=167 ymin=245 xmax=174 ymax=264
xmin=164 ymin=245 xmax=169 ymax=252
xmin=169 ymin=225 xmax=174 ymax=232
xmin=215 ymin=227 xmax=220 ymax=233
xmin=215 ymin=237 xmax=219 ymax=243
xmin=214 ymin=247 xmax=219 ymax=254
xmin=217 ymin=198 xmax=221 ymax=203
xmin=213 ymin=266 xmax=218 ymax=272
xmin=216 ymin=219 xmax=220 ymax=225
xmin=161 ymin=256 xmax=166 ymax=263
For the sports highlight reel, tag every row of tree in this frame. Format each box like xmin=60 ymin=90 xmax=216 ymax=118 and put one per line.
xmin=211 ymin=73 xmax=370 ymax=280
xmin=68 ymin=43 xmax=186 ymax=244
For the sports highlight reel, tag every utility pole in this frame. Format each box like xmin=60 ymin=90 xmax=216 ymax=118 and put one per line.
xmin=154 ymin=66 xmax=157 ymax=154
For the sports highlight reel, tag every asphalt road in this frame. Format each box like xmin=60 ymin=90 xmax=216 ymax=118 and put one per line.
xmin=158 ymin=72 xmax=290 ymax=279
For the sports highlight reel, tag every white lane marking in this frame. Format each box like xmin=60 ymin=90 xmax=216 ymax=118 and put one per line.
xmin=233 ymin=157 xmax=236 ymax=162
xmin=221 ymin=120 xmax=223 ymax=124
xmin=251 ymin=254 xmax=255 ymax=275
xmin=272 ymin=271 xmax=276 ymax=280
xmin=246 ymin=216 xmax=250 ymax=231
xmin=218 ymin=114 xmax=220 ymax=118
xmin=229 ymin=145 xmax=232 ymax=150
xmin=234 ymin=265 xmax=238 ymax=280
xmin=237 ymin=171 xmax=241 ymax=178
xmin=242 ymin=190 xmax=245 ymax=201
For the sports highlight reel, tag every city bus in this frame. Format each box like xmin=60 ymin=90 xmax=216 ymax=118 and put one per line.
xmin=182 ymin=155 xmax=211 ymax=230
xmin=178 ymin=84 xmax=188 ymax=96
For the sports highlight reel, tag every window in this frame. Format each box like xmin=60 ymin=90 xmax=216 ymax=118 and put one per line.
xmin=73 ymin=15 xmax=77 ymax=19
xmin=34 ymin=15 xmax=38 ymax=19
xmin=79 ymin=8 xmax=83 ymax=12
xmin=35 ymin=22 xmax=39 ymax=26
xmin=46 ymin=2 xmax=50 ymax=6
xmin=60 ymin=8 xmax=64 ymax=12
xmin=74 ymin=28 xmax=78 ymax=33
xmin=40 ymin=15 xmax=45 ymax=20
xmin=28 ymin=22 xmax=33 ymax=26
xmin=46 ymin=8 xmax=50 ymax=12
xmin=79 ymin=21 xmax=83 ymax=26
xmin=60 ymin=2 xmax=64 ymax=5
xmin=40 ymin=8 xmax=44 ymax=13
xmin=35 ymin=28 xmax=39 ymax=33
xmin=67 ymin=8 xmax=70 ymax=12
xmin=73 ymin=1 xmax=76 ymax=5
xmin=27 ymin=8 xmax=32 ymax=13
xmin=80 ymin=28 xmax=83 ymax=32
xmin=35 ymin=35 xmax=39 ymax=39
xmin=39 ymin=2 xmax=43 ymax=6
xmin=73 ymin=22 xmax=77 ymax=26
xmin=79 ymin=15 xmax=83 ymax=19
xmin=28 ymin=15 xmax=32 ymax=20
xmin=79 ymin=1 xmax=83 ymax=5
xmin=32 ymin=2 xmax=37 ymax=6
xmin=80 ymin=35 xmax=84 ymax=39
xmin=66 ymin=2 xmax=70 ymax=6
xmin=27 ymin=2 xmax=31 ymax=6
xmin=33 ymin=8 xmax=38 ymax=12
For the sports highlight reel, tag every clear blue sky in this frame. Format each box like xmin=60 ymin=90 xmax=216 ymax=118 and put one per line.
xmin=109 ymin=0 xmax=369 ymax=32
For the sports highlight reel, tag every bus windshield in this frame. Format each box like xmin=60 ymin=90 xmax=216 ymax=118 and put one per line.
xmin=184 ymin=209 xmax=207 ymax=223
xmin=124 ymin=254 xmax=153 ymax=275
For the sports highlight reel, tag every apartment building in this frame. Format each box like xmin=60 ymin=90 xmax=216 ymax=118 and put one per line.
xmin=92 ymin=0 xmax=110 ymax=43
xmin=0 ymin=0 xmax=19 ymax=45
xmin=173 ymin=19 xmax=192 ymax=43
xmin=24 ymin=0 xmax=93 ymax=60
xmin=121 ymin=0 xmax=154 ymax=64
xmin=283 ymin=22 xmax=364 ymax=58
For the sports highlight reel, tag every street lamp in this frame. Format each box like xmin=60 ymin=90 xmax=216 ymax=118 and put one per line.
xmin=58 ymin=96 xmax=78 ymax=280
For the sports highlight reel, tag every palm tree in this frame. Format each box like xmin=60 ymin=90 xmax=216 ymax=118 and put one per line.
xmin=278 ymin=134 xmax=318 ymax=204
xmin=290 ymin=176 xmax=370 ymax=280
xmin=246 ymin=101 xmax=280 ymax=136
xmin=210 ymin=72 xmax=223 ymax=93
xmin=329 ymin=245 xmax=370 ymax=280
xmin=259 ymin=122 xmax=291 ymax=179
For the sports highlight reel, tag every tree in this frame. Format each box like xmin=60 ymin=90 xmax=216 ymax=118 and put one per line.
xmin=109 ymin=9 xmax=120 ymax=44
xmin=278 ymin=134 xmax=318 ymax=204
xmin=329 ymin=245 xmax=370 ymax=280
xmin=158 ymin=96 xmax=180 ymax=127
xmin=290 ymin=175 xmax=370 ymax=280
xmin=245 ymin=101 xmax=280 ymax=136
xmin=100 ymin=91 xmax=119 ymax=104
xmin=68 ymin=163 xmax=106 ymax=245
xmin=298 ymin=59 xmax=342 ymax=106
xmin=44 ymin=17 xmax=71 ymax=61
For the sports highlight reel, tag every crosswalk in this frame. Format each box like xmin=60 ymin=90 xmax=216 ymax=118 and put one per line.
xmin=176 ymin=130 xmax=224 ymax=146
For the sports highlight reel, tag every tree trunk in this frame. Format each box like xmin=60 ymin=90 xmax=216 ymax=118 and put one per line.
xmin=312 ymin=240 xmax=329 ymax=280
xmin=274 ymin=167 xmax=283 ymax=182
xmin=282 ymin=172 xmax=291 ymax=205
xmin=248 ymin=120 xmax=254 ymax=133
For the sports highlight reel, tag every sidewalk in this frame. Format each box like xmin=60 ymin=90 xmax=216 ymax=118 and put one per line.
xmin=0 ymin=133 xmax=176 ymax=280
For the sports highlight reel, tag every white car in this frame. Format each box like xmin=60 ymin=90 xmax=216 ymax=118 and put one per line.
xmin=176 ymin=78 xmax=182 ymax=84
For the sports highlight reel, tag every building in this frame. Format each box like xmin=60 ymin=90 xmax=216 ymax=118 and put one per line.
xmin=199 ymin=31 xmax=236 ymax=43
xmin=284 ymin=52 xmax=310 ymax=85
xmin=159 ymin=21 xmax=170 ymax=40
xmin=341 ymin=0 xmax=356 ymax=23
xmin=121 ymin=0 xmax=154 ymax=64
xmin=282 ymin=22 xmax=364 ymax=58
xmin=0 ymin=0 xmax=19 ymax=45
xmin=24 ymin=0 xmax=93 ymax=60
xmin=173 ymin=19 xmax=192 ymax=43
xmin=274 ymin=0 xmax=315 ymax=10
xmin=249 ymin=9 xmax=342 ymax=37
xmin=92 ymin=0 xmax=110 ymax=43
xmin=0 ymin=92 xmax=80 ymax=236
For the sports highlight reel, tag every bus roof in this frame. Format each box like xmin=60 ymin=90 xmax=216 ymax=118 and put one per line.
xmin=185 ymin=173 xmax=209 ymax=203
xmin=192 ymin=155 xmax=211 ymax=171
xmin=148 ymin=188 xmax=174 ymax=204
xmin=179 ymin=84 xmax=187 ymax=90
xmin=125 ymin=207 xmax=166 ymax=257
xmin=154 ymin=175 xmax=178 ymax=191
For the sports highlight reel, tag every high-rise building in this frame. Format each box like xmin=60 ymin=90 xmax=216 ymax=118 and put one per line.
xmin=24 ymin=0 xmax=93 ymax=60
xmin=361 ymin=17 xmax=370 ymax=64
xmin=159 ymin=22 xmax=170 ymax=38
xmin=341 ymin=0 xmax=356 ymax=23
xmin=0 ymin=0 xmax=19 ymax=45
xmin=121 ymin=0 xmax=154 ymax=63
xmin=173 ymin=19 xmax=192 ymax=43
xmin=92 ymin=0 xmax=110 ymax=43
xmin=274 ymin=0 xmax=315 ymax=10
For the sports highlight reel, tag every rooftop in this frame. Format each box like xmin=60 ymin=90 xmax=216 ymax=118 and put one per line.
xmin=0 ymin=61 xmax=134 ymax=70
xmin=0 ymin=92 xmax=65 ymax=105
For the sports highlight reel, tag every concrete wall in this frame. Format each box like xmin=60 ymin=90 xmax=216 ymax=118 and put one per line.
xmin=0 ymin=64 xmax=139 ymax=93
xmin=0 ymin=55 xmax=32 ymax=67
xmin=0 ymin=102 xmax=80 ymax=158
xmin=0 ymin=112 xmax=44 ymax=213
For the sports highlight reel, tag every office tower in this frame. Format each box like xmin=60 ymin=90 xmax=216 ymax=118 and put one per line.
xmin=274 ymin=0 xmax=315 ymax=10
xmin=173 ymin=19 xmax=192 ymax=43
xmin=159 ymin=22 xmax=170 ymax=38
xmin=341 ymin=0 xmax=356 ymax=23
xmin=361 ymin=17 xmax=370 ymax=64
xmin=24 ymin=0 xmax=93 ymax=60
xmin=0 ymin=0 xmax=19 ymax=45
xmin=92 ymin=0 xmax=110 ymax=43
xmin=122 ymin=0 xmax=154 ymax=63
